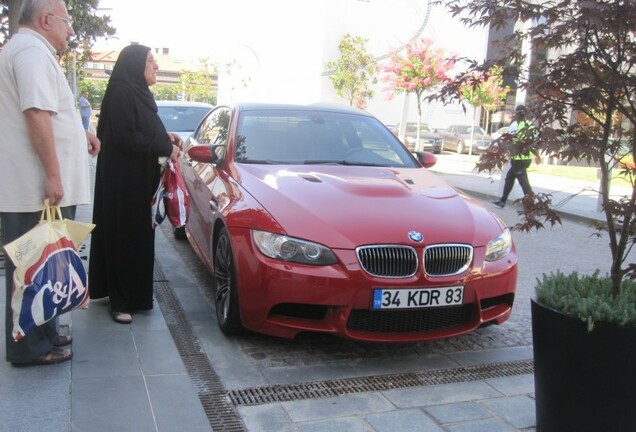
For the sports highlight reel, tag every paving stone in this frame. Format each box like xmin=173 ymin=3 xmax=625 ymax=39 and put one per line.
xmin=425 ymin=401 xmax=492 ymax=424
xmin=445 ymin=418 xmax=518 ymax=432
xmin=298 ymin=416 xmax=370 ymax=432
xmin=364 ymin=408 xmax=444 ymax=432
xmin=237 ymin=403 xmax=298 ymax=432
xmin=481 ymin=395 xmax=536 ymax=429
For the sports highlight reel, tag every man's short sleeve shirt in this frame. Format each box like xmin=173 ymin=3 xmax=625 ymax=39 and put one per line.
xmin=0 ymin=29 xmax=90 ymax=212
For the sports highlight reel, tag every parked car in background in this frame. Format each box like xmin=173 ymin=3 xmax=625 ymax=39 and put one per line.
xmin=157 ymin=100 xmax=214 ymax=141
xmin=439 ymin=124 xmax=494 ymax=154
xmin=491 ymin=126 xmax=509 ymax=140
xmin=178 ymin=102 xmax=518 ymax=343
xmin=386 ymin=123 xmax=442 ymax=154
xmin=391 ymin=122 xmax=442 ymax=154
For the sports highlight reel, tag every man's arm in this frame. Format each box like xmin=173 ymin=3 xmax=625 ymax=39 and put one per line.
xmin=23 ymin=108 xmax=63 ymax=205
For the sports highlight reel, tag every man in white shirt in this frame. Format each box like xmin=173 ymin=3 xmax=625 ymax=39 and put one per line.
xmin=0 ymin=0 xmax=100 ymax=366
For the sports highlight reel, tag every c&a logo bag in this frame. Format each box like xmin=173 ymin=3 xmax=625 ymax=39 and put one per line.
xmin=11 ymin=237 xmax=89 ymax=341
xmin=3 ymin=203 xmax=94 ymax=341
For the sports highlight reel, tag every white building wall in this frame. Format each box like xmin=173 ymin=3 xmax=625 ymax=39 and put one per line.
xmin=217 ymin=0 xmax=490 ymax=129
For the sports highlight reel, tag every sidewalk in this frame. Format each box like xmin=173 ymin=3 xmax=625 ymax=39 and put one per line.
xmin=1 ymin=155 xmax=619 ymax=432
xmin=429 ymin=154 xmax=628 ymax=224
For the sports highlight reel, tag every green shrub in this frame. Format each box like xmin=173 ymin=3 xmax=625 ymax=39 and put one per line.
xmin=536 ymin=270 xmax=636 ymax=331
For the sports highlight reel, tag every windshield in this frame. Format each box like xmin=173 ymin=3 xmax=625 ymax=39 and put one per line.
xmin=235 ymin=109 xmax=418 ymax=168
xmin=406 ymin=123 xmax=433 ymax=134
xmin=158 ymin=105 xmax=212 ymax=132
xmin=458 ymin=126 xmax=487 ymax=135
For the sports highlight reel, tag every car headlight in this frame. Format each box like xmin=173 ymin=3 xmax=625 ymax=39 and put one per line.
xmin=485 ymin=228 xmax=512 ymax=262
xmin=251 ymin=230 xmax=338 ymax=265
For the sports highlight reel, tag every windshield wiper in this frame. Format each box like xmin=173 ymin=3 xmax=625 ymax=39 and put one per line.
xmin=238 ymin=159 xmax=288 ymax=164
xmin=304 ymin=159 xmax=386 ymax=167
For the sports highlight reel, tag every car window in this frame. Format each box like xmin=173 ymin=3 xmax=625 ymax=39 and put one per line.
xmin=235 ymin=110 xmax=417 ymax=167
xmin=405 ymin=123 xmax=433 ymax=134
xmin=157 ymin=106 xmax=212 ymax=132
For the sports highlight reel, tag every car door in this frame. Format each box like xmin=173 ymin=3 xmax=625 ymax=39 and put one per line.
xmin=442 ymin=125 xmax=458 ymax=152
xmin=182 ymin=106 xmax=232 ymax=266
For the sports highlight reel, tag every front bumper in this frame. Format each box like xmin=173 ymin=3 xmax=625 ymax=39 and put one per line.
xmin=230 ymin=228 xmax=518 ymax=343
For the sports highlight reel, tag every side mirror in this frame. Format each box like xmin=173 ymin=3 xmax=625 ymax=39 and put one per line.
xmin=413 ymin=151 xmax=437 ymax=168
xmin=187 ymin=145 xmax=221 ymax=164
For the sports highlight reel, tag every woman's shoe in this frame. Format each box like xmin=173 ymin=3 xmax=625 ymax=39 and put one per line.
xmin=110 ymin=311 xmax=133 ymax=324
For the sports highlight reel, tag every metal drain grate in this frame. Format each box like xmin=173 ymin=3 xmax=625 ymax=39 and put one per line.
xmin=228 ymin=359 xmax=534 ymax=406
xmin=153 ymin=263 xmax=246 ymax=432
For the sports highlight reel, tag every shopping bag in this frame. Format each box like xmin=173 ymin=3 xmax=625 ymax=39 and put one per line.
xmin=163 ymin=159 xmax=190 ymax=228
xmin=3 ymin=203 xmax=95 ymax=341
xmin=151 ymin=165 xmax=167 ymax=229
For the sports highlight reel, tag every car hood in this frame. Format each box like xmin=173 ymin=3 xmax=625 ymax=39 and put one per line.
xmin=233 ymin=165 xmax=504 ymax=249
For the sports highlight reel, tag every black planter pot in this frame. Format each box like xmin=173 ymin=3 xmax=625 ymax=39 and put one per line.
xmin=531 ymin=298 xmax=636 ymax=432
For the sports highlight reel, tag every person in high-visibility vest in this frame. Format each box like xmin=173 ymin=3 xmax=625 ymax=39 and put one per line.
xmin=492 ymin=105 xmax=540 ymax=208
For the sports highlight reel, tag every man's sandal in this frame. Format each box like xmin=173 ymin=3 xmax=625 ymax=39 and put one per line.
xmin=54 ymin=335 xmax=73 ymax=347
xmin=12 ymin=347 xmax=73 ymax=367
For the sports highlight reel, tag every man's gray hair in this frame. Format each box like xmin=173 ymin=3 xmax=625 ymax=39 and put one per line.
xmin=19 ymin=0 xmax=65 ymax=25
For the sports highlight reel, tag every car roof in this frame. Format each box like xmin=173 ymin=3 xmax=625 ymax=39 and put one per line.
xmin=156 ymin=100 xmax=214 ymax=108
xmin=233 ymin=102 xmax=372 ymax=117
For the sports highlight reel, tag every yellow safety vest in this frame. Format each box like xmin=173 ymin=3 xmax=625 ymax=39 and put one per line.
xmin=512 ymin=120 xmax=534 ymax=160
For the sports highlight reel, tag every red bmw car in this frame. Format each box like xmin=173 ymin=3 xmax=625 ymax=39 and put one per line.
xmin=179 ymin=103 xmax=517 ymax=343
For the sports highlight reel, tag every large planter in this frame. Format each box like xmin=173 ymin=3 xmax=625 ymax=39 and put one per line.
xmin=531 ymin=298 xmax=636 ymax=432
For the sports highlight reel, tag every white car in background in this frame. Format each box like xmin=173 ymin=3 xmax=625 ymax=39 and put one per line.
xmin=157 ymin=101 xmax=214 ymax=141
xmin=491 ymin=126 xmax=510 ymax=140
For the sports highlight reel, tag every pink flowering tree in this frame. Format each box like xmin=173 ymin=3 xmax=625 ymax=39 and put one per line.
xmin=460 ymin=65 xmax=509 ymax=155
xmin=378 ymin=38 xmax=456 ymax=143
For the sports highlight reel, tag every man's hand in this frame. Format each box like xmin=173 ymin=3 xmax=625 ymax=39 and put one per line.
xmin=86 ymin=131 xmax=100 ymax=156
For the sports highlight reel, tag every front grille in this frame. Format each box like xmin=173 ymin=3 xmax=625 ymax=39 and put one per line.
xmin=347 ymin=305 xmax=473 ymax=333
xmin=356 ymin=245 xmax=418 ymax=278
xmin=424 ymin=244 xmax=472 ymax=276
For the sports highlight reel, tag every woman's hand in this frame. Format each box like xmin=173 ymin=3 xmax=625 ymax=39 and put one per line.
xmin=168 ymin=132 xmax=184 ymax=149
xmin=170 ymin=144 xmax=180 ymax=162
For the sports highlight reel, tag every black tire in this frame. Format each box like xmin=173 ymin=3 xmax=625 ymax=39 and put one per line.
xmin=213 ymin=227 xmax=244 ymax=334
xmin=173 ymin=226 xmax=187 ymax=240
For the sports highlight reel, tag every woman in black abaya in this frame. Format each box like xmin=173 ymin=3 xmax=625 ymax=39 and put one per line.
xmin=89 ymin=44 xmax=182 ymax=324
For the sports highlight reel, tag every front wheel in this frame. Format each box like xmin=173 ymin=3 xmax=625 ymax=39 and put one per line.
xmin=456 ymin=141 xmax=464 ymax=154
xmin=213 ymin=227 xmax=244 ymax=334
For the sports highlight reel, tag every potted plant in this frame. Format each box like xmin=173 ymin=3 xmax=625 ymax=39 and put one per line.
xmin=432 ymin=0 xmax=636 ymax=430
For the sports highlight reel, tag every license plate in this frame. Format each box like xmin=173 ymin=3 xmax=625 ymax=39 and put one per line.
xmin=372 ymin=286 xmax=464 ymax=310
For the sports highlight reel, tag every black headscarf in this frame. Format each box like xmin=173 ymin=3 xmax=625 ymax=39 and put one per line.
xmin=98 ymin=44 xmax=156 ymax=137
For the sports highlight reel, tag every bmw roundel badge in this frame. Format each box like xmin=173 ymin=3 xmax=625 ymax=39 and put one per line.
xmin=408 ymin=231 xmax=424 ymax=243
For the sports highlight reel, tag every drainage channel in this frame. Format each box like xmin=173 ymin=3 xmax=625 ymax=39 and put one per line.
xmin=153 ymin=263 xmax=246 ymax=432
xmin=153 ymin=260 xmax=533 ymax=423
xmin=228 ymin=359 xmax=534 ymax=406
